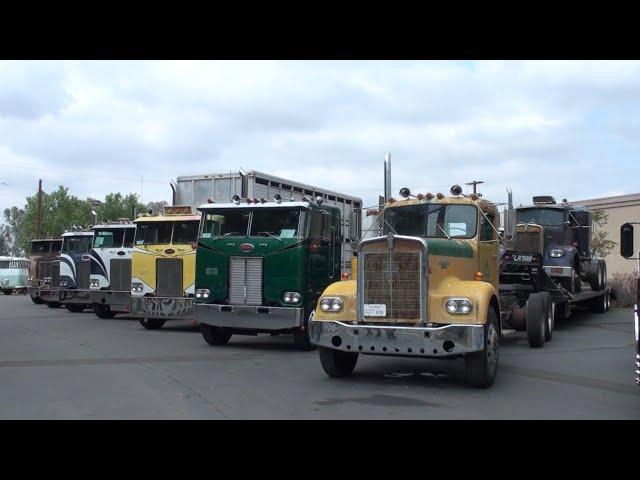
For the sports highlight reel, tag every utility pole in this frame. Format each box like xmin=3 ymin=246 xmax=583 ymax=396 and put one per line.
xmin=465 ymin=180 xmax=484 ymax=194
xmin=35 ymin=179 xmax=43 ymax=238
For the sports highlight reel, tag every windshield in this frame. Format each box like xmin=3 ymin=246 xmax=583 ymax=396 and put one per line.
xmin=93 ymin=229 xmax=124 ymax=248
xmin=200 ymin=209 xmax=251 ymax=238
xmin=516 ymin=208 xmax=564 ymax=226
xmin=250 ymin=208 xmax=303 ymax=238
xmin=384 ymin=204 xmax=478 ymax=239
xmin=62 ymin=236 xmax=93 ymax=254
xmin=135 ymin=221 xmax=198 ymax=245
xmin=30 ymin=241 xmax=49 ymax=255
xmin=0 ymin=260 xmax=28 ymax=269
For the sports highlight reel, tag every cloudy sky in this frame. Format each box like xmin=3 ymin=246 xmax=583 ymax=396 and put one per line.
xmin=0 ymin=60 xmax=638 ymax=217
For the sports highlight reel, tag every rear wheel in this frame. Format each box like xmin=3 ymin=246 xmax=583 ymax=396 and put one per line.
xmin=140 ymin=318 xmax=166 ymax=330
xmin=66 ymin=304 xmax=86 ymax=313
xmin=201 ymin=324 xmax=232 ymax=345
xmin=31 ymin=295 xmax=44 ymax=304
xmin=590 ymin=292 xmax=608 ymax=313
xmin=46 ymin=301 xmax=62 ymax=309
xmin=465 ymin=308 xmax=499 ymax=388
xmin=318 ymin=346 xmax=359 ymax=377
xmin=93 ymin=303 xmax=117 ymax=319
xmin=526 ymin=292 xmax=550 ymax=348
xmin=293 ymin=305 xmax=317 ymax=351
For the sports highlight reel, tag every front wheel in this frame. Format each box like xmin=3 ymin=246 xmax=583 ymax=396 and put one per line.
xmin=201 ymin=324 xmax=232 ymax=345
xmin=465 ymin=308 xmax=499 ymax=388
xmin=31 ymin=295 xmax=44 ymax=305
xmin=318 ymin=346 xmax=358 ymax=377
xmin=93 ymin=303 xmax=117 ymax=319
xmin=140 ymin=318 xmax=166 ymax=330
xmin=526 ymin=292 xmax=550 ymax=348
xmin=293 ymin=306 xmax=317 ymax=351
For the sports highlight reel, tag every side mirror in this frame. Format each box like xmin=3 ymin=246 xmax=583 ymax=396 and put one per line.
xmin=621 ymin=223 xmax=634 ymax=258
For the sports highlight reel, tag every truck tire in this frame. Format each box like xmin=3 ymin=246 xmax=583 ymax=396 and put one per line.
xmin=526 ymin=292 xmax=549 ymax=348
xmin=66 ymin=304 xmax=86 ymax=313
xmin=93 ymin=303 xmax=117 ymax=319
xmin=201 ymin=324 xmax=232 ymax=345
xmin=293 ymin=305 xmax=317 ymax=351
xmin=31 ymin=295 xmax=44 ymax=305
xmin=465 ymin=308 xmax=499 ymax=388
xmin=590 ymin=292 xmax=608 ymax=313
xmin=139 ymin=318 xmax=166 ymax=330
xmin=589 ymin=260 xmax=606 ymax=291
xmin=545 ymin=299 xmax=554 ymax=342
xmin=46 ymin=301 xmax=62 ymax=308
xmin=318 ymin=346 xmax=359 ymax=377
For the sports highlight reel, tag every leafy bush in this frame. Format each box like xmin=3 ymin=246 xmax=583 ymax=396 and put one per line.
xmin=609 ymin=272 xmax=638 ymax=308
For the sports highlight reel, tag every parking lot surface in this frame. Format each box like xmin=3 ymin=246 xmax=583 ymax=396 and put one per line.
xmin=0 ymin=295 xmax=638 ymax=419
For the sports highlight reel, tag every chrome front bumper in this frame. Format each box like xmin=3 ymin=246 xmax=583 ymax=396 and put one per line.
xmin=309 ymin=320 xmax=485 ymax=357
xmin=543 ymin=266 xmax=572 ymax=278
xmin=59 ymin=289 xmax=92 ymax=304
xmin=89 ymin=290 xmax=131 ymax=312
xmin=195 ymin=304 xmax=304 ymax=331
xmin=130 ymin=296 xmax=194 ymax=319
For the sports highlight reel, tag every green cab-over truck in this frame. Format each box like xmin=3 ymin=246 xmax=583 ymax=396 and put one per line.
xmin=191 ymin=172 xmax=362 ymax=349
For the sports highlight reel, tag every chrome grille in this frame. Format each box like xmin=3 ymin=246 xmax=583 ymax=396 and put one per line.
xmin=514 ymin=231 xmax=543 ymax=253
xmin=37 ymin=260 xmax=52 ymax=281
xmin=229 ymin=257 xmax=263 ymax=305
xmin=360 ymin=238 xmax=424 ymax=322
xmin=156 ymin=258 xmax=183 ymax=297
xmin=51 ymin=262 xmax=60 ymax=287
xmin=110 ymin=259 xmax=131 ymax=291
xmin=76 ymin=261 xmax=90 ymax=289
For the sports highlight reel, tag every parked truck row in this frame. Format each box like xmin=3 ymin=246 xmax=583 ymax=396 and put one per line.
xmin=23 ymin=159 xmax=616 ymax=388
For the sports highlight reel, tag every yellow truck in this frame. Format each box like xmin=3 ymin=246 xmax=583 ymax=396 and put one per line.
xmin=309 ymin=185 xmax=502 ymax=388
xmin=130 ymin=205 xmax=200 ymax=329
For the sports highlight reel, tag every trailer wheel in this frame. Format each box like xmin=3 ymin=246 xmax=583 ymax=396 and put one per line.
xmin=318 ymin=346 xmax=359 ymax=378
xmin=139 ymin=318 xmax=166 ymax=330
xmin=465 ymin=308 xmax=499 ymax=388
xmin=66 ymin=304 xmax=86 ymax=313
xmin=30 ymin=295 xmax=44 ymax=305
xmin=46 ymin=301 xmax=62 ymax=308
xmin=293 ymin=305 xmax=317 ymax=351
xmin=590 ymin=293 xmax=608 ymax=314
xmin=93 ymin=303 xmax=117 ymax=319
xmin=526 ymin=292 xmax=549 ymax=348
xmin=201 ymin=324 xmax=232 ymax=345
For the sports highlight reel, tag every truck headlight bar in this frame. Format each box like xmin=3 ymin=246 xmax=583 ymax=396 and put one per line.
xmin=282 ymin=292 xmax=302 ymax=304
xmin=90 ymin=279 xmax=100 ymax=289
xmin=445 ymin=298 xmax=473 ymax=315
xmin=550 ymin=249 xmax=564 ymax=258
xmin=131 ymin=282 xmax=144 ymax=294
xmin=320 ymin=297 xmax=343 ymax=312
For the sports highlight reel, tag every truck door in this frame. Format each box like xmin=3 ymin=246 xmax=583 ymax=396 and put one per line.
xmin=478 ymin=210 xmax=499 ymax=289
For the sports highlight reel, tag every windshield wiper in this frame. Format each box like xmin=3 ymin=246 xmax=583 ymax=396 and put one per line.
xmin=223 ymin=232 xmax=240 ymax=237
xmin=256 ymin=231 xmax=283 ymax=242
xmin=435 ymin=223 xmax=451 ymax=239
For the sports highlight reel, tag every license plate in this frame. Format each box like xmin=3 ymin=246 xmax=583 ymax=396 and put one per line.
xmin=364 ymin=304 xmax=386 ymax=317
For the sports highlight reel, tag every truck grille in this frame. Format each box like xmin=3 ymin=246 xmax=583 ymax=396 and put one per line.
xmin=37 ymin=260 xmax=52 ymax=281
xmin=229 ymin=256 xmax=263 ymax=305
xmin=76 ymin=261 xmax=90 ymax=289
xmin=360 ymin=238 xmax=424 ymax=322
xmin=110 ymin=259 xmax=131 ymax=291
xmin=156 ymin=258 xmax=183 ymax=297
xmin=51 ymin=262 xmax=60 ymax=287
xmin=514 ymin=231 xmax=543 ymax=253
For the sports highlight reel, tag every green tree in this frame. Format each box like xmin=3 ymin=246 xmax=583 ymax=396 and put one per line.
xmin=3 ymin=206 xmax=26 ymax=256
xmin=145 ymin=200 xmax=169 ymax=215
xmin=0 ymin=230 xmax=9 ymax=256
xmin=93 ymin=193 xmax=145 ymax=223
xmin=591 ymin=209 xmax=616 ymax=258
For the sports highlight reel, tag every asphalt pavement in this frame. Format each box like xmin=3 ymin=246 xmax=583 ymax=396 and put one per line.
xmin=0 ymin=295 xmax=638 ymax=419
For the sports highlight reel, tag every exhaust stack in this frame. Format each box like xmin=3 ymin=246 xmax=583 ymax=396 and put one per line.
xmin=504 ymin=187 xmax=515 ymax=246
xmin=383 ymin=152 xmax=391 ymax=204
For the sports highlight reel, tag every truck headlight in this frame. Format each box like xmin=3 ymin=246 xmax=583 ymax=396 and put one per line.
xmin=320 ymin=297 xmax=343 ymax=312
xmin=445 ymin=298 xmax=473 ymax=315
xmin=60 ymin=280 xmax=68 ymax=287
xmin=131 ymin=282 xmax=144 ymax=294
xmin=282 ymin=291 xmax=302 ymax=304
xmin=27 ymin=276 xmax=33 ymax=282
xmin=90 ymin=279 xmax=100 ymax=289
xmin=195 ymin=288 xmax=210 ymax=299
xmin=550 ymin=249 xmax=564 ymax=258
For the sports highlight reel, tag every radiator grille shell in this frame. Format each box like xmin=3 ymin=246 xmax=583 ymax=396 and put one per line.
xmin=156 ymin=258 xmax=183 ymax=297
xmin=76 ymin=261 xmax=90 ymax=289
xmin=51 ymin=262 xmax=60 ymax=287
xmin=228 ymin=256 xmax=263 ymax=306
xmin=109 ymin=258 xmax=132 ymax=291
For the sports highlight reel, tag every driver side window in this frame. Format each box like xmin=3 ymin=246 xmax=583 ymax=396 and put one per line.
xmin=480 ymin=213 xmax=495 ymax=241
xmin=310 ymin=212 xmax=330 ymax=242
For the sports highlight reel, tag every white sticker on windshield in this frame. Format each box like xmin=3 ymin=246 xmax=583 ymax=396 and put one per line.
xmin=364 ymin=304 xmax=387 ymax=317
xmin=202 ymin=233 xmax=212 ymax=238
xmin=279 ymin=229 xmax=296 ymax=238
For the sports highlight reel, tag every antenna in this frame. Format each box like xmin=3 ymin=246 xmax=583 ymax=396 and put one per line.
xmin=465 ymin=180 xmax=484 ymax=194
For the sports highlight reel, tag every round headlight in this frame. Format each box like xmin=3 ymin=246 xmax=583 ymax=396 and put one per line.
xmin=284 ymin=293 xmax=292 ymax=303
xmin=320 ymin=299 xmax=331 ymax=311
xmin=331 ymin=299 xmax=342 ymax=311
xmin=292 ymin=292 xmax=301 ymax=303
xmin=459 ymin=300 xmax=471 ymax=314
xmin=446 ymin=300 xmax=458 ymax=313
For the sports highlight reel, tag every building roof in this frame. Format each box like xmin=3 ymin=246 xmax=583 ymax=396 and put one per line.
xmin=571 ymin=192 xmax=640 ymax=210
